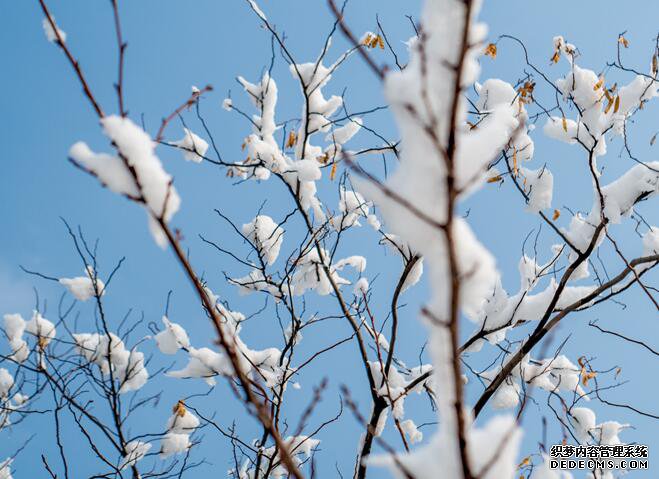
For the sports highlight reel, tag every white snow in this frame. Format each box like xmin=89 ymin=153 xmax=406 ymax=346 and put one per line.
xmin=3 ymin=314 xmax=29 ymax=363
xmin=520 ymin=167 xmax=554 ymax=213
xmin=101 ymin=115 xmax=181 ymax=248
xmin=25 ymin=311 xmax=56 ymax=345
xmin=242 ymin=215 xmax=284 ymax=265
xmin=119 ymin=441 xmax=151 ymax=470
xmin=160 ymin=433 xmax=191 ymax=458
xmin=42 ymin=17 xmax=66 ymax=43
xmin=59 ymin=266 xmax=105 ymax=301
xmin=173 ymin=128 xmax=209 ymax=163
xmin=72 ymin=332 xmax=149 ymax=393
xmin=0 ymin=369 xmax=14 ymax=399
xmin=0 ymin=458 xmax=13 ymax=479
xmin=154 ymin=316 xmax=190 ymax=354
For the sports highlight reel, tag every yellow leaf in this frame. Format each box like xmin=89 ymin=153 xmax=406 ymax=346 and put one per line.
xmin=330 ymin=161 xmax=338 ymax=181
xmin=652 ymin=54 xmax=658 ymax=76
xmin=487 ymin=175 xmax=502 ymax=183
xmin=618 ymin=36 xmax=629 ymax=48
xmin=615 ymin=367 xmax=622 ymax=379
xmin=593 ymin=77 xmax=604 ymax=91
xmin=173 ymin=400 xmax=187 ymax=417
xmin=604 ymin=97 xmax=614 ymax=114
xmin=551 ymin=50 xmax=561 ymax=64
xmin=613 ymin=95 xmax=620 ymax=113
xmin=552 ymin=209 xmax=561 ymax=221
xmin=484 ymin=43 xmax=497 ymax=59
xmin=362 ymin=33 xmax=373 ymax=46
xmin=582 ymin=370 xmax=597 ymax=386
xmin=377 ymin=34 xmax=385 ymax=49
xmin=513 ymin=147 xmax=518 ymax=176
xmin=561 ymin=116 xmax=568 ymax=132
xmin=517 ymin=456 xmax=531 ymax=469
xmin=286 ymin=131 xmax=297 ymax=149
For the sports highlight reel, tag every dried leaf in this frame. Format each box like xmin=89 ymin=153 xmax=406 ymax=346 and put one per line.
xmin=362 ymin=33 xmax=373 ymax=46
xmin=613 ymin=95 xmax=620 ymax=113
xmin=582 ymin=370 xmax=597 ymax=386
xmin=173 ymin=400 xmax=187 ymax=417
xmin=377 ymin=34 xmax=384 ymax=49
xmin=615 ymin=367 xmax=622 ymax=379
xmin=593 ymin=77 xmax=604 ymax=91
xmin=286 ymin=131 xmax=297 ymax=149
xmin=552 ymin=209 xmax=561 ymax=221
xmin=561 ymin=116 xmax=568 ymax=133
xmin=618 ymin=36 xmax=629 ymax=48
xmin=513 ymin=147 xmax=518 ymax=176
xmin=604 ymin=97 xmax=614 ymax=114
xmin=551 ymin=50 xmax=561 ymax=64
xmin=487 ymin=175 xmax=503 ymax=183
xmin=329 ymin=161 xmax=338 ymax=181
xmin=517 ymin=457 xmax=531 ymax=469
xmin=484 ymin=43 xmax=497 ymax=59
xmin=651 ymin=132 xmax=657 ymax=146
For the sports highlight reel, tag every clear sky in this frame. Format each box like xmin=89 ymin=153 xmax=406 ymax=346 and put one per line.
xmin=1 ymin=0 xmax=658 ymax=478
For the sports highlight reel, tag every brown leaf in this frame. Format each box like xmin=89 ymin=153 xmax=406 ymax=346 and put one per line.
xmin=552 ymin=209 xmax=561 ymax=221
xmin=173 ymin=400 xmax=187 ymax=417
xmin=551 ymin=50 xmax=561 ymax=64
xmin=329 ymin=161 xmax=338 ymax=181
xmin=582 ymin=370 xmax=597 ymax=386
xmin=484 ymin=43 xmax=497 ymax=59
xmin=593 ymin=77 xmax=604 ymax=91
xmin=286 ymin=131 xmax=297 ymax=149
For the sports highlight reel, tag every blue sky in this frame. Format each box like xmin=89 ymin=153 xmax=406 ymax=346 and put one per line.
xmin=1 ymin=0 xmax=658 ymax=477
